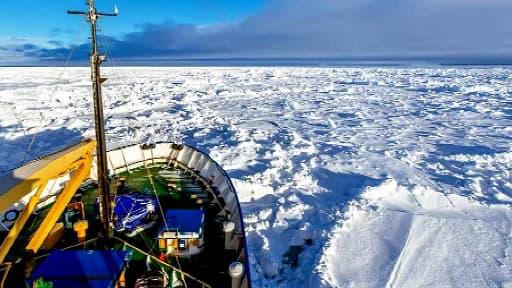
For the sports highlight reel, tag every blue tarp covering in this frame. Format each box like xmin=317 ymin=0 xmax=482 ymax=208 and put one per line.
xmin=28 ymin=250 xmax=129 ymax=288
xmin=163 ymin=209 xmax=204 ymax=233
xmin=113 ymin=193 xmax=156 ymax=231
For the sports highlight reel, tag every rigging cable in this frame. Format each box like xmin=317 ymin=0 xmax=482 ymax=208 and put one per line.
xmin=90 ymin=12 xmax=186 ymax=286
xmin=91 ymin=154 xmax=158 ymax=256
xmin=114 ymin=236 xmax=209 ymax=287
xmin=95 ymin=20 xmax=161 ymax=256
xmin=145 ymin=167 xmax=170 ymax=230
xmin=97 ymin=20 xmax=175 ymax=246
xmin=98 ymin=28 xmax=120 ymax=80
xmin=20 ymin=44 xmax=78 ymax=166
xmin=144 ymin=164 xmax=188 ymax=287
xmin=98 ymin=24 xmax=141 ymax=142
xmin=91 ymin=29 xmax=161 ymax=251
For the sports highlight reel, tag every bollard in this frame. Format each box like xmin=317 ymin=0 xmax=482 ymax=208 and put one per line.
xmin=73 ymin=220 xmax=89 ymax=242
xmin=229 ymin=262 xmax=244 ymax=288
xmin=223 ymin=221 xmax=235 ymax=249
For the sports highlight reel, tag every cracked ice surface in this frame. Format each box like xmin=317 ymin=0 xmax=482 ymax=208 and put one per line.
xmin=1 ymin=66 xmax=511 ymax=287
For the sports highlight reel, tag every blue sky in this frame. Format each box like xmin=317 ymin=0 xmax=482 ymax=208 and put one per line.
xmin=1 ymin=0 xmax=511 ymax=65
xmin=2 ymin=1 xmax=268 ymax=41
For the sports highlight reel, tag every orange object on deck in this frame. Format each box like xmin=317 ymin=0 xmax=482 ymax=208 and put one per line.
xmin=159 ymin=238 xmax=166 ymax=249
xmin=73 ymin=220 xmax=89 ymax=242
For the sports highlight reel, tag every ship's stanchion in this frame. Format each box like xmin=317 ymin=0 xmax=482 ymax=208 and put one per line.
xmin=229 ymin=262 xmax=244 ymax=288
xmin=223 ymin=221 xmax=235 ymax=249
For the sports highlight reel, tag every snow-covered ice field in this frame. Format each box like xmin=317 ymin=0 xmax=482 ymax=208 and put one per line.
xmin=1 ymin=66 xmax=512 ymax=287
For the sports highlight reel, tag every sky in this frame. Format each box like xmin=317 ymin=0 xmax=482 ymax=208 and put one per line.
xmin=1 ymin=0 xmax=511 ymax=65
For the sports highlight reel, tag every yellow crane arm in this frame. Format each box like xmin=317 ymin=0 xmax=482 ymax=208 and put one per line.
xmin=26 ymin=156 xmax=92 ymax=252
xmin=0 ymin=140 xmax=96 ymax=263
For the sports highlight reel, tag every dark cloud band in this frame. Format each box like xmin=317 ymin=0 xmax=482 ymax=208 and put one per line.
xmin=5 ymin=0 xmax=512 ymax=65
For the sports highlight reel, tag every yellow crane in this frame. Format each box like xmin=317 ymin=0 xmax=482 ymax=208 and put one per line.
xmin=0 ymin=139 xmax=96 ymax=264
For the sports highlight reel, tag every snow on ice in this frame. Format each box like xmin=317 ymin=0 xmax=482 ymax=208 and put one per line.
xmin=1 ymin=66 xmax=511 ymax=287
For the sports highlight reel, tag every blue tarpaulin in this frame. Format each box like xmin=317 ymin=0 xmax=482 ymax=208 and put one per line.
xmin=113 ymin=193 xmax=156 ymax=231
xmin=163 ymin=209 xmax=204 ymax=233
xmin=28 ymin=250 xmax=129 ymax=288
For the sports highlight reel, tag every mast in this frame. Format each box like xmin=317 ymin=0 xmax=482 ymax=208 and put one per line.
xmin=68 ymin=0 xmax=118 ymax=240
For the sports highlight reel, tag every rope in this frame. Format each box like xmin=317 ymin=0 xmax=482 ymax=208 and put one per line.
xmin=144 ymin=166 xmax=170 ymax=231
xmin=90 ymin=152 xmax=160 ymax=256
xmin=144 ymin=164 xmax=190 ymax=288
xmin=113 ymin=159 xmax=188 ymax=288
xmin=20 ymin=44 xmax=78 ymax=166
xmin=99 ymin=31 xmax=119 ymax=75
xmin=97 ymin=24 xmax=123 ymax=99
xmin=144 ymin=165 xmax=179 ymax=278
xmin=0 ymin=262 xmax=12 ymax=288
xmin=174 ymin=252 xmax=188 ymax=288
xmin=113 ymin=237 xmax=210 ymax=288
xmin=34 ymin=237 xmax=100 ymax=261
xmin=0 ymin=262 xmax=11 ymax=272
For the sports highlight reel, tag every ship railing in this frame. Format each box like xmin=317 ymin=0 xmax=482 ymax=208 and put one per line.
xmin=94 ymin=142 xmax=246 ymax=235
xmin=96 ymin=142 xmax=244 ymax=231
xmin=92 ymin=142 xmax=250 ymax=286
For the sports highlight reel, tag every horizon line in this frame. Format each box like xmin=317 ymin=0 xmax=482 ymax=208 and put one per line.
xmin=2 ymin=55 xmax=512 ymax=68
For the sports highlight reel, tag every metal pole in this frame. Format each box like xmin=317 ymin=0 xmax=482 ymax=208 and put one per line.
xmin=89 ymin=0 xmax=112 ymax=239
xmin=69 ymin=0 xmax=117 ymax=240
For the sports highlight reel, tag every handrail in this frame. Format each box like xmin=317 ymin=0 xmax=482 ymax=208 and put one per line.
xmin=105 ymin=142 xmax=251 ymax=286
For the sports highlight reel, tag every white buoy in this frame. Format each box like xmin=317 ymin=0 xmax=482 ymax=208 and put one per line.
xmin=229 ymin=262 xmax=244 ymax=288
xmin=223 ymin=221 xmax=235 ymax=249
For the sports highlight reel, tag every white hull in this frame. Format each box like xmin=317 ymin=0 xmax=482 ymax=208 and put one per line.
xmin=2 ymin=142 xmax=243 ymax=231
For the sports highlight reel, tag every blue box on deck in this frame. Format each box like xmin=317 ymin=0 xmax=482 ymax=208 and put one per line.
xmin=27 ymin=250 xmax=129 ymax=288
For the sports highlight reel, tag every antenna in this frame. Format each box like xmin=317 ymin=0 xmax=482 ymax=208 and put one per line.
xmin=68 ymin=0 xmax=118 ymax=241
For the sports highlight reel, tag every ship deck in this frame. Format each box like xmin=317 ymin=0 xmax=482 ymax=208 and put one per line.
xmin=3 ymin=163 xmax=233 ymax=287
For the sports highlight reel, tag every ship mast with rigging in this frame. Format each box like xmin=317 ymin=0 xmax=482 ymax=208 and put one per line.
xmin=68 ymin=0 xmax=118 ymax=240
